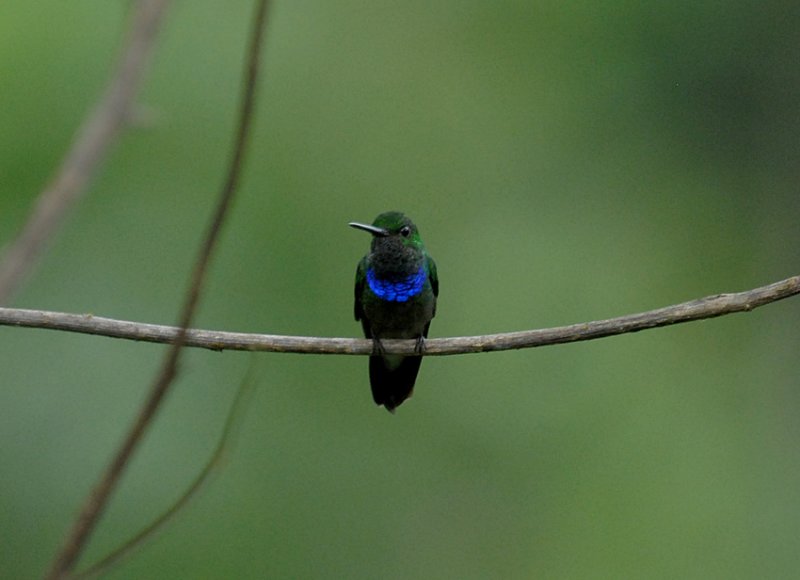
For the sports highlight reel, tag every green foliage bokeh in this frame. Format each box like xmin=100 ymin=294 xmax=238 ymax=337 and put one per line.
xmin=1 ymin=1 xmax=798 ymax=578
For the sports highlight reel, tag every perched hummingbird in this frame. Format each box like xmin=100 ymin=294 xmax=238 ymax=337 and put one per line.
xmin=350 ymin=212 xmax=439 ymax=412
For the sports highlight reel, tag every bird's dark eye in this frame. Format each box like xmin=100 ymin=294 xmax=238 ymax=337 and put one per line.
xmin=400 ymin=226 xmax=411 ymax=237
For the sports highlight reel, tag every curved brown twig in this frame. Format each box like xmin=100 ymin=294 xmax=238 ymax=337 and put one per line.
xmin=43 ymin=1 xmax=271 ymax=577
xmin=0 ymin=0 xmax=169 ymax=305
xmin=3 ymin=275 xmax=797 ymax=357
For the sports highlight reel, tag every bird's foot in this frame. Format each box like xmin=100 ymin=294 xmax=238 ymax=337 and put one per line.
xmin=414 ymin=335 xmax=426 ymax=355
xmin=371 ymin=337 xmax=385 ymax=356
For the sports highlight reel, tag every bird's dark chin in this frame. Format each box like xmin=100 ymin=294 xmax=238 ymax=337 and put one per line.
xmin=370 ymin=244 xmax=421 ymax=278
xmin=371 ymin=237 xmax=403 ymax=257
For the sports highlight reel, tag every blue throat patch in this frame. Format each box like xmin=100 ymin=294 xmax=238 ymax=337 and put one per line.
xmin=367 ymin=267 xmax=426 ymax=302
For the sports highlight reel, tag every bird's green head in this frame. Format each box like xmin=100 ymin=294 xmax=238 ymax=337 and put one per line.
xmin=349 ymin=211 xmax=425 ymax=251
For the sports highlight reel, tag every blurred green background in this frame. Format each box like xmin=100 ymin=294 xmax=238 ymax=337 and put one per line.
xmin=1 ymin=1 xmax=799 ymax=578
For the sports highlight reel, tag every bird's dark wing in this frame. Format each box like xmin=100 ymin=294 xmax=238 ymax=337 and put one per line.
xmin=354 ymin=256 xmax=367 ymax=322
xmin=427 ymin=255 xmax=439 ymax=320
xmin=354 ymin=257 xmax=373 ymax=339
xmin=427 ymin=255 xmax=439 ymax=298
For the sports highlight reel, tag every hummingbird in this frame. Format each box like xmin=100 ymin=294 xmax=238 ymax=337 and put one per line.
xmin=350 ymin=211 xmax=439 ymax=412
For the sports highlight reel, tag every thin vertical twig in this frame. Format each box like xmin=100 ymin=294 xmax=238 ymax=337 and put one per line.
xmin=0 ymin=0 xmax=170 ymax=305
xmin=74 ymin=357 xmax=260 ymax=579
xmin=44 ymin=1 xmax=271 ymax=578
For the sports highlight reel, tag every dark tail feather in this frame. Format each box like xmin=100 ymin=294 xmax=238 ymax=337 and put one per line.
xmin=369 ymin=356 xmax=422 ymax=413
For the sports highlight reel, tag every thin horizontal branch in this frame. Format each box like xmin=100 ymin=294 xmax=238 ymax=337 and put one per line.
xmin=1 ymin=275 xmax=797 ymax=355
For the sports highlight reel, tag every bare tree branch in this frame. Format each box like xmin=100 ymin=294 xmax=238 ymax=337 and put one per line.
xmin=0 ymin=0 xmax=170 ymax=305
xmin=3 ymin=275 xmax=797 ymax=357
xmin=43 ymin=1 xmax=271 ymax=578
xmin=73 ymin=359 xmax=259 ymax=580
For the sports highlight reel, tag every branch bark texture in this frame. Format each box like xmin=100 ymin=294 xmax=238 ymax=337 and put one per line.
xmin=3 ymin=275 xmax=797 ymax=356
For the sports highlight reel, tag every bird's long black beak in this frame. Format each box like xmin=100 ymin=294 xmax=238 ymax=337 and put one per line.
xmin=349 ymin=222 xmax=390 ymax=237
